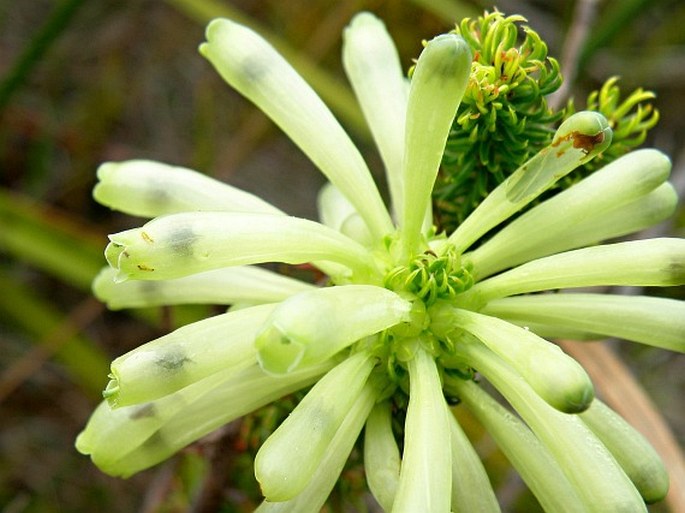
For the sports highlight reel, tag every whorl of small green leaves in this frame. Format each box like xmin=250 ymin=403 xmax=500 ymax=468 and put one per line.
xmin=434 ymin=10 xmax=563 ymax=231
xmin=566 ymin=76 xmax=659 ymax=175
xmin=384 ymin=247 xmax=474 ymax=306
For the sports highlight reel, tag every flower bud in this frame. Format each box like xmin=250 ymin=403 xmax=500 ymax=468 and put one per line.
xmin=255 ymin=285 xmax=411 ymax=374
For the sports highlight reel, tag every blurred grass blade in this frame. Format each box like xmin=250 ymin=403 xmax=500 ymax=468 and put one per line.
xmin=0 ymin=0 xmax=86 ymax=113
xmin=579 ymin=0 xmax=658 ymax=69
xmin=0 ymin=188 xmax=104 ymax=290
xmin=0 ymin=270 xmax=109 ymax=397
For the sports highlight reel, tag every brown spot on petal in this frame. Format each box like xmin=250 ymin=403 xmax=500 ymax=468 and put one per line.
xmin=571 ymin=130 xmax=606 ymax=154
xmin=552 ymin=130 xmax=606 ymax=155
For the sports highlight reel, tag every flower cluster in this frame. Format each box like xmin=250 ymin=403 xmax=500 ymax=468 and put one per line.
xmin=77 ymin=12 xmax=684 ymax=512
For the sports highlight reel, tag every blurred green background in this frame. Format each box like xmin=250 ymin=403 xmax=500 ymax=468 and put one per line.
xmin=1 ymin=0 xmax=684 ymax=511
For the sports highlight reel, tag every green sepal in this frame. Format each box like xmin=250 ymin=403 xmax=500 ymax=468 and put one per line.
xmin=94 ymin=160 xmax=283 ymax=217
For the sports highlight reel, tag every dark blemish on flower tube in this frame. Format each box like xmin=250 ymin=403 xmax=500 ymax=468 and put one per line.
xmin=666 ymin=260 xmax=685 ymax=284
xmin=130 ymin=403 xmax=156 ymax=420
xmin=146 ymin=185 xmax=170 ymax=210
xmin=168 ymin=227 xmax=197 ymax=258
xmin=156 ymin=348 xmax=192 ymax=371
xmin=240 ymin=54 xmax=270 ymax=89
xmin=137 ymin=264 xmax=155 ymax=272
xmin=141 ymin=431 xmax=167 ymax=452
xmin=138 ymin=280 xmax=159 ymax=299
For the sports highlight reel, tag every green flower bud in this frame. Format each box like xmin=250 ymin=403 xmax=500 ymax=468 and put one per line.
xmin=76 ymin=361 xmax=332 ymax=477
xmin=342 ymin=12 xmax=408 ymax=219
xmin=93 ymin=265 xmax=314 ymax=310
xmin=364 ymin=402 xmax=401 ymax=511
xmin=104 ymin=304 xmax=276 ymax=406
xmin=468 ymin=238 xmax=685 ymax=303
xmin=400 ymin=32 xmax=472 ymax=255
xmin=469 ymin=148 xmax=672 ymax=278
xmin=505 ymin=111 xmax=611 ymax=203
xmin=432 ymin=306 xmax=593 ymax=413
xmin=255 ymin=351 xmax=374 ymax=501
xmin=456 ymin=340 xmax=646 ymax=512
xmin=255 ymin=376 xmax=380 ymax=512
xmin=200 ymin=18 xmax=393 ymax=240
xmin=486 ymin=293 xmax=685 ymax=352
xmin=580 ymin=400 xmax=669 ymax=503
xmin=255 ymin=285 xmax=411 ymax=374
xmin=94 ymin=160 xmax=282 ymax=218
xmin=448 ymin=379 xmax=586 ymax=513
xmin=393 ymin=348 xmax=452 ymax=513
xmin=104 ymin=212 xmax=374 ymax=282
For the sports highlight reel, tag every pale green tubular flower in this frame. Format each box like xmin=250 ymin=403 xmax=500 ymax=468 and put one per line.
xmin=76 ymin=11 xmax=685 ymax=512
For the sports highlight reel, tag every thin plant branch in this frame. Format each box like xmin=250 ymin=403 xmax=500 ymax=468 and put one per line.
xmin=548 ymin=0 xmax=600 ymax=110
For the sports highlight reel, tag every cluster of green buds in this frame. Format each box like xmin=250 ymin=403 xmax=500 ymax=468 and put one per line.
xmin=76 ymin=11 xmax=684 ymax=513
xmin=434 ymin=10 xmax=660 ymax=233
